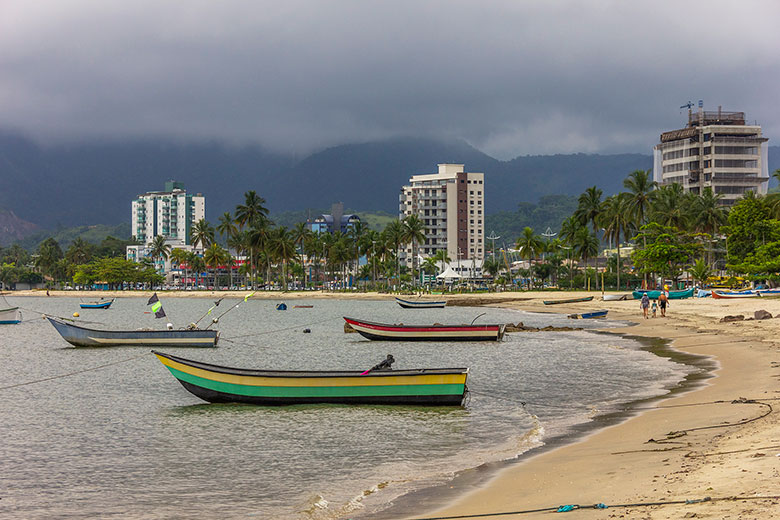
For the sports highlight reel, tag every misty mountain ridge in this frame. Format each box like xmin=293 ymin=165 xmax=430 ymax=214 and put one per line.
xmin=1 ymin=130 xmax=777 ymax=239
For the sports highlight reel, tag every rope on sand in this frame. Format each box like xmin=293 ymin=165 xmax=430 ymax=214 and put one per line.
xmin=406 ymin=495 xmax=780 ymax=519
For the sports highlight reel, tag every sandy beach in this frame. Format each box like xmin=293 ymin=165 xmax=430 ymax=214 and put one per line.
xmin=10 ymin=289 xmax=780 ymax=518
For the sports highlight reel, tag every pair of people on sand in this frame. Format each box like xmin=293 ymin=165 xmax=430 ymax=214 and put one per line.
xmin=641 ymin=291 xmax=668 ymax=318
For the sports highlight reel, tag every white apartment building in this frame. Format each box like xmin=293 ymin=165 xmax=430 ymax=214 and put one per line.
xmin=131 ymin=181 xmax=205 ymax=246
xmin=399 ymin=163 xmax=485 ymax=268
xmin=653 ymin=104 xmax=769 ymax=206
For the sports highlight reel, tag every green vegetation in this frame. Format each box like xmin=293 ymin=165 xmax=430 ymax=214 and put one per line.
xmin=485 ymin=195 xmax=578 ymax=248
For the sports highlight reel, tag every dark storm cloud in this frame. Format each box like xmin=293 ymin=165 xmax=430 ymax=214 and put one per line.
xmin=1 ymin=0 xmax=778 ymax=158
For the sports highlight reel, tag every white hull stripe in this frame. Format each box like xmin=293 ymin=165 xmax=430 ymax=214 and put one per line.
xmin=87 ymin=336 xmax=215 ymax=345
xmin=350 ymin=323 xmax=497 ymax=338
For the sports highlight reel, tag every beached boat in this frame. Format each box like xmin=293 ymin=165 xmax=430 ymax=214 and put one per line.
xmin=602 ymin=293 xmax=630 ymax=301
xmin=542 ymin=296 xmax=594 ymax=305
xmin=343 ymin=317 xmax=505 ymax=341
xmin=568 ymin=310 xmax=609 ymax=319
xmin=46 ymin=316 xmax=219 ymax=348
xmin=0 ymin=306 xmax=21 ymax=324
xmin=711 ymin=290 xmax=760 ymax=299
xmin=79 ymin=298 xmax=114 ymax=309
xmin=395 ymin=297 xmax=447 ymax=309
xmin=153 ymin=351 xmax=469 ymax=406
xmin=276 ymin=303 xmax=287 ymax=310
xmin=632 ymin=288 xmax=694 ymax=300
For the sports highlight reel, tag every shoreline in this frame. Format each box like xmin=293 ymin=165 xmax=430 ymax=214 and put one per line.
xmin=401 ymin=293 xmax=780 ymax=519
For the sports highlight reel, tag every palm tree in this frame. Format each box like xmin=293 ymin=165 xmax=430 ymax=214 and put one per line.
xmin=515 ymin=227 xmax=543 ymax=289
xmin=572 ymin=227 xmax=599 ymax=289
xmin=691 ymin=187 xmax=727 ymax=264
xmin=348 ymin=221 xmax=368 ymax=287
xmin=148 ymin=235 xmax=172 ymax=273
xmin=650 ymin=184 xmax=688 ymax=229
xmin=623 ymin=169 xmax=656 ymax=287
xmin=169 ymin=248 xmax=188 ymax=288
xmin=235 ymin=190 xmax=269 ymax=230
xmin=246 ymin=220 xmax=270 ymax=289
xmin=600 ymin=193 xmax=633 ymax=290
xmin=401 ymin=215 xmax=426 ymax=287
xmin=65 ymin=237 xmax=93 ymax=266
xmin=304 ymin=233 xmax=325 ymax=289
xmin=575 ymin=186 xmax=603 ymax=233
xmin=216 ymin=212 xmax=239 ymax=246
xmin=432 ymin=249 xmax=452 ymax=273
xmin=384 ymin=219 xmax=404 ymax=288
xmin=190 ymin=219 xmax=215 ymax=252
xmin=268 ymin=227 xmax=298 ymax=290
xmin=688 ymin=258 xmax=712 ymax=288
xmin=187 ymin=251 xmax=206 ymax=289
xmin=204 ymin=243 xmax=229 ymax=288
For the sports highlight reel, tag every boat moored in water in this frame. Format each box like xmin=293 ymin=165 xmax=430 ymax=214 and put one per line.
xmin=79 ymin=298 xmax=115 ymax=309
xmin=343 ymin=316 xmax=505 ymax=341
xmin=0 ymin=306 xmax=21 ymax=324
xmin=46 ymin=316 xmax=219 ymax=348
xmin=153 ymin=351 xmax=469 ymax=406
xmin=395 ymin=297 xmax=447 ymax=309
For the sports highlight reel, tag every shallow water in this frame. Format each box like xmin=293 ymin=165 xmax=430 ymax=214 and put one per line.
xmin=0 ymin=296 xmax=695 ymax=519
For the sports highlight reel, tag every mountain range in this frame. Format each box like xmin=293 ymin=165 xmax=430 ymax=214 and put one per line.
xmin=0 ymin=130 xmax=777 ymax=245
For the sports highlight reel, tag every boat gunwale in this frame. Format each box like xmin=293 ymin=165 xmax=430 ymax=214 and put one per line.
xmin=153 ymin=351 xmax=469 ymax=379
xmin=395 ymin=297 xmax=447 ymax=306
xmin=343 ymin=316 xmax=501 ymax=331
xmin=46 ymin=316 xmax=218 ymax=336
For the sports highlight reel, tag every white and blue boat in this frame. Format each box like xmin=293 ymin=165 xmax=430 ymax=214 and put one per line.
xmin=79 ymin=298 xmax=114 ymax=309
xmin=0 ymin=307 xmax=21 ymax=324
xmin=46 ymin=316 xmax=219 ymax=348
xmin=568 ymin=310 xmax=609 ymax=320
xmin=395 ymin=297 xmax=446 ymax=309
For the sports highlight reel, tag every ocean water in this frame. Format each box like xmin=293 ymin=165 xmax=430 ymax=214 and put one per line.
xmin=0 ymin=296 xmax=697 ymax=519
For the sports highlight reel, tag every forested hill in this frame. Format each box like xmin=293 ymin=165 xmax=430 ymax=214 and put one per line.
xmin=0 ymin=130 xmax=777 ymax=237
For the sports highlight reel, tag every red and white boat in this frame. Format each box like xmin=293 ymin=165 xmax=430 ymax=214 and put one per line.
xmin=711 ymin=290 xmax=760 ymax=299
xmin=343 ymin=317 xmax=506 ymax=342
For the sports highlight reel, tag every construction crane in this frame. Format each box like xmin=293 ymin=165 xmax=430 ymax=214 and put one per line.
xmin=680 ymin=101 xmax=694 ymax=110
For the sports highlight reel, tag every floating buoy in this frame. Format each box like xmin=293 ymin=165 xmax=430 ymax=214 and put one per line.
xmin=303 ymin=328 xmax=311 ymax=333
xmin=73 ymin=312 xmax=79 ymax=317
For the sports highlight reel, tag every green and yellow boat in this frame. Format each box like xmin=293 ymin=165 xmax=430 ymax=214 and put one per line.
xmin=153 ymin=351 xmax=469 ymax=406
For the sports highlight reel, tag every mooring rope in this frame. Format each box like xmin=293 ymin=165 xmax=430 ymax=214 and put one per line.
xmin=0 ymin=353 xmax=147 ymax=391
xmin=406 ymin=495 xmax=780 ymax=519
xmin=223 ymin=316 xmax=336 ymax=340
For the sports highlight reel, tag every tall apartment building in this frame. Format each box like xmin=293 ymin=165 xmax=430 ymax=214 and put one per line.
xmin=399 ymin=163 xmax=484 ymax=265
xmin=653 ymin=104 xmax=769 ymax=206
xmin=131 ymin=181 xmax=205 ymax=245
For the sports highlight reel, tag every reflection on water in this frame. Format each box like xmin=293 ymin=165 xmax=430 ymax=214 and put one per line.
xmin=0 ymin=296 xmax=693 ymax=519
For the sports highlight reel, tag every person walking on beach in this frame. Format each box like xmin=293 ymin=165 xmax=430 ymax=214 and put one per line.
xmin=652 ymin=300 xmax=657 ymax=318
xmin=659 ymin=291 xmax=668 ymax=317
xmin=640 ymin=292 xmax=650 ymax=319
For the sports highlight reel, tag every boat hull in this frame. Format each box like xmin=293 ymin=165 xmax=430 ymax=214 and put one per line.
xmin=47 ymin=317 xmax=219 ymax=348
xmin=602 ymin=294 xmax=630 ymax=301
xmin=711 ymin=291 xmax=759 ymax=299
xmin=632 ymin=288 xmax=694 ymax=300
xmin=542 ymin=296 xmax=594 ymax=305
xmin=569 ymin=310 xmax=608 ymax=319
xmin=344 ymin=317 xmax=505 ymax=341
xmin=0 ymin=307 xmax=21 ymax=324
xmin=79 ymin=299 xmax=114 ymax=309
xmin=395 ymin=298 xmax=447 ymax=309
xmin=154 ymin=351 xmax=469 ymax=406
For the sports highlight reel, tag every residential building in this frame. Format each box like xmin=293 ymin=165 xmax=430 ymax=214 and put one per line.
xmin=131 ymin=181 xmax=205 ymax=245
xmin=309 ymin=202 xmax=361 ymax=234
xmin=653 ymin=103 xmax=769 ymax=205
xmin=399 ymin=163 xmax=485 ymax=271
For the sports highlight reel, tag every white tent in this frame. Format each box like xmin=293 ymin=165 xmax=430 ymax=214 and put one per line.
xmin=436 ymin=265 xmax=462 ymax=281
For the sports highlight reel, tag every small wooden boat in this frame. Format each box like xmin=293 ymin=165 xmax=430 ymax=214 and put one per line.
xmin=46 ymin=316 xmax=219 ymax=348
xmin=79 ymin=298 xmax=114 ymax=309
xmin=711 ymin=290 xmax=760 ymax=299
xmin=602 ymin=293 xmax=630 ymax=301
xmin=0 ymin=306 xmax=21 ymax=324
xmin=343 ymin=317 xmax=505 ymax=342
xmin=276 ymin=303 xmax=287 ymax=310
xmin=568 ymin=310 xmax=609 ymax=319
xmin=632 ymin=288 xmax=694 ymax=300
xmin=153 ymin=351 xmax=469 ymax=406
xmin=293 ymin=305 xmax=314 ymax=308
xmin=396 ymin=297 xmax=447 ymax=309
xmin=542 ymin=296 xmax=594 ymax=305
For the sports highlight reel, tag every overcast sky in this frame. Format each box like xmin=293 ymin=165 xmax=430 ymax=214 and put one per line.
xmin=1 ymin=1 xmax=778 ymax=159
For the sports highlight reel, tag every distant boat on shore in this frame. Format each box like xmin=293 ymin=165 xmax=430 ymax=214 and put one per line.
xmin=0 ymin=306 xmax=21 ymax=324
xmin=395 ymin=297 xmax=446 ymax=309
xmin=602 ymin=293 xmax=630 ymax=301
xmin=542 ymin=296 xmax=594 ymax=305
xmin=711 ymin=290 xmax=760 ymax=299
xmin=632 ymin=288 xmax=694 ymax=300
xmin=568 ymin=310 xmax=609 ymax=319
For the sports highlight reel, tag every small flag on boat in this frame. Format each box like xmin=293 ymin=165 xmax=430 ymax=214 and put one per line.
xmin=147 ymin=293 xmax=159 ymax=305
xmin=154 ymin=307 xmax=166 ymax=319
